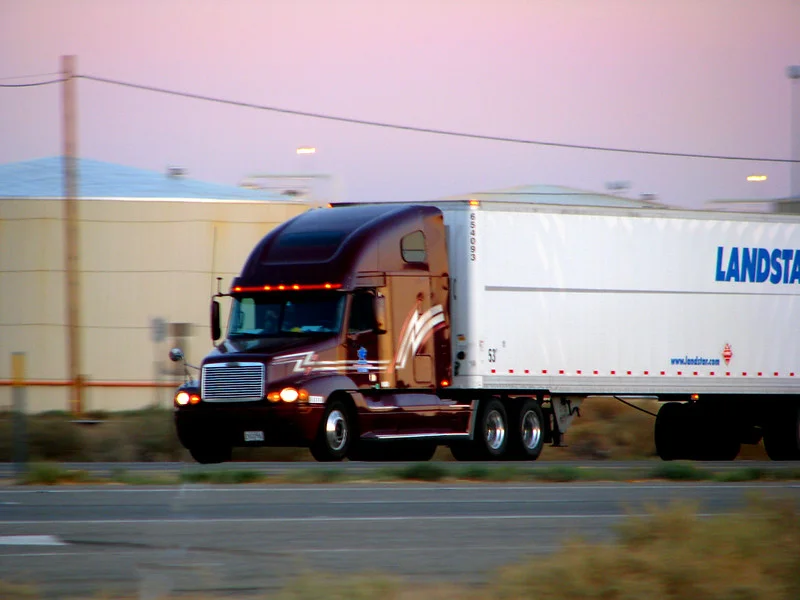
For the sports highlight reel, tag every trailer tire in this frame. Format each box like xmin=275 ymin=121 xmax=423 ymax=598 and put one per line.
xmin=763 ymin=404 xmax=800 ymax=461
xmin=476 ymin=399 xmax=509 ymax=460
xmin=189 ymin=444 xmax=232 ymax=465
xmin=509 ymin=400 xmax=545 ymax=460
xmin=309 ymin=400 xmax=352 ymax=462
xmin=655 ymin=402 xmax=687 ymax=461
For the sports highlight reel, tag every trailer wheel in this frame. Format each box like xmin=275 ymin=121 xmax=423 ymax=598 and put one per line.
xmin=189 ymin=444 xmax=232 ymax=465
xmin=509 ymin=400 xmax=545 ymax=460
xmin=692 ymin=406 xmax=740 ymax=461
xmin=476 ymin=399 xmax=509 ymax=460
xmin=655 ymin=402 xmax=687 ymax=460
xmin=763 ymin=404 xmax=800 ymax=461
xmin=310 ymin=400 xmax=352 ymax=462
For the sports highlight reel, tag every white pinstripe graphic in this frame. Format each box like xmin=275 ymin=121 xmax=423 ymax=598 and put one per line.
xmin=272 ymin=304 xmax=446 ymax=374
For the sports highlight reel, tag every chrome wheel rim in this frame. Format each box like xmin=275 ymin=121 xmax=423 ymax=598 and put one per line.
xmin=521 ymin=409 xmax=542 ymax=451
xmin=485 ymin=410 xmax=506 ymax=451
xmin=325 ymin=409 xmax=348 ymax=452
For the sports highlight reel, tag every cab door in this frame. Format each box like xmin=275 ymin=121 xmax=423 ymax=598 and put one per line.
xmin=345 ymin=290 xmax=381 ymax=389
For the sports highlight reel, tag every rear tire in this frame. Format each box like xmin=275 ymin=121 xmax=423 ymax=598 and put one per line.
xmin=475 ymin=399 xmax=509 ymax=460
xmin=763 ymin=404 xmax=800 ymax=461
xmin=655 ymin=402 xmax=687 ymax=460
xmin=310 ymin=400 xmax=352 ymax=462
xmin=508 ymin=400 xmax=545 ymax=460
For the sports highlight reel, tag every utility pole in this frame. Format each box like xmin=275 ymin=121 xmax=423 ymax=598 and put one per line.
xmin=62 ymin=55 xmax=83 ymax=416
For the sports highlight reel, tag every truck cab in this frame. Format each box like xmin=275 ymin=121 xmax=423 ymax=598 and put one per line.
xmin=173 ymin=203 xmax=465 ymax=463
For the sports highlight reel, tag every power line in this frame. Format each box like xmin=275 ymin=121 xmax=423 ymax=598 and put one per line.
xmin=78 ymin=73 xmax=798 ymax=164
xmin=0 ymin=78 xmax=62 ymax=88
xmin=0 ymin=71 xmax=60 ymax=82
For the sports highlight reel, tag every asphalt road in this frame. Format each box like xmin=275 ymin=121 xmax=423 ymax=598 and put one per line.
xmin=1 ymin=481 xmax=798 ymax=598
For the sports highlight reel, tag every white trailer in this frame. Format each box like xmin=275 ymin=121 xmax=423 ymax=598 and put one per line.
xmin=440 ymin=200 xmax=800 ymax=460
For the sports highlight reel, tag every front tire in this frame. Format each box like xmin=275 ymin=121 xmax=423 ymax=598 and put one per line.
xmin=310 ymin=401 xmax=353 ymax=462
xmin=189 ymin=444 xmax=232 ymax=465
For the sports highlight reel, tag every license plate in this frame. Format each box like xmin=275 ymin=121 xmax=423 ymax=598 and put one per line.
xmin=244 ymin=431 xmax=265 ymax=442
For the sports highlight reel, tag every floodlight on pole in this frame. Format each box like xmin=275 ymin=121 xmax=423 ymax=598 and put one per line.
xmin=788 ymin=66 xmax=800 ymax=199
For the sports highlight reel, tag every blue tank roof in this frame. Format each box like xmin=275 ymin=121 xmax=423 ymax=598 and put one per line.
xmin=0 ymin=156 xmax=288 ymax=201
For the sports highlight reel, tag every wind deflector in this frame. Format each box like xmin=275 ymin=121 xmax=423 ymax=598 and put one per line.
xmin=264 ymin=230 xmax=348 ymax=262
xmin=259 ymin=204 xmax=409 ymax=264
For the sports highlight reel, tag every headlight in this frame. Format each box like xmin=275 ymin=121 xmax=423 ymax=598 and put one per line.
xmin=175 ymin=391 xmax=190 ymax=406
xmin=279 ymin=387 xmax=299 ymax=402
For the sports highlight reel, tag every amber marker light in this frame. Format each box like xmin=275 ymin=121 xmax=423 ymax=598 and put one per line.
xmin=440 ymin=380 xmax=450 ymax=387
xmin=267 ymin=391 xmax=281 ymax=402
xmin=292 ymin=284 xmax=300 ymax=290
xmin=175 ymin=391 xmax=190 ymax=406
xmin=189 ymin=394 xmax=201 ymax=404
xmin=690 ymin=393 xmax=700 ymax=400
xmin=278 ymin=285 xmax=286 ymax=290
xmin=298 ymin=389 xmax=309 ymax=402
xmin=469 ymin=199 xmax=480 ymax=207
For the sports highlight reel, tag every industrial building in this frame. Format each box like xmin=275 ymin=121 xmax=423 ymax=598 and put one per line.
xmin=0 ymin=157 xmax=309 ymax=413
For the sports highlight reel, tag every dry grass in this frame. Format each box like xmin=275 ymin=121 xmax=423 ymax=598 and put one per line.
xmin=492 ymin=496 xmax=799 ymax=600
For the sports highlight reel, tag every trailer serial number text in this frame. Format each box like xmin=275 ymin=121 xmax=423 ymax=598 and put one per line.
xmin=470 ymin=212 xmax=477 ymax=261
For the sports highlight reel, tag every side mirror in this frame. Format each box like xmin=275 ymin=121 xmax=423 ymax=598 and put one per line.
xmin=211 ymin=299 xmax=221 ymax=342
xmin=169 ymin=348 xmax=184 ymax=362
xmin=373 ymin=293 xmax=387 ymax=335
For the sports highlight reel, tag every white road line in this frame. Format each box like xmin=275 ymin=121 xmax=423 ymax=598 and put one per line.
xmin=0 ymin=513 xmax=721 ymax=525
xmin=0 ymin=535 xmax=67 ymax=546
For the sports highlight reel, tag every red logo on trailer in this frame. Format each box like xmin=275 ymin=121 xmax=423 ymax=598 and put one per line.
xmin=722 ymin=343 xmax=733 ymax=365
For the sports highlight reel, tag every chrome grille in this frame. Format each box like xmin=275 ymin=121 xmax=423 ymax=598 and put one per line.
xmin=201 ymin=362 xmax=265 ymax=402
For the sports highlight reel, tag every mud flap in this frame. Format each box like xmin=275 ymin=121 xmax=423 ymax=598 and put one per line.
xmin=551 ymin=396 xmax=583 ymax=446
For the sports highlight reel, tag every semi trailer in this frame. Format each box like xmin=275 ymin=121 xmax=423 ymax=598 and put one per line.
xmin=171 ymin=200 xmax=800 ymax=463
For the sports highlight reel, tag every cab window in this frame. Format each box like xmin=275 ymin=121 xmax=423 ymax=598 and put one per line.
xmin=348 ymin=291 xmax=376 ymax=333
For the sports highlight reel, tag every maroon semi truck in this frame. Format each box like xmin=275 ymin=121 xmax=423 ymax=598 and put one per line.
xmin=171 ymin=199 xmax=800 ymax=463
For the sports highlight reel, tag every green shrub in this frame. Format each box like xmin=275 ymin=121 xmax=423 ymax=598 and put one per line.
xmin=531 ymin=465 xmax=582 ymax=482
xmin=283 ymin=468 xmax=348 ymax=484
xmin=394 ymin=462 xmax=448 ymax=481
xmin=21 ymin=463 xmax=93 ymax=485
xmin=649 ymin=462 xmax=710 ymax=481
xmin=180 ymin=469 xmax=263 ymax=484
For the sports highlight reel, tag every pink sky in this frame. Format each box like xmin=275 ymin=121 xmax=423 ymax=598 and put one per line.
xmin=1 ymin=0 xmax=798 ymax=207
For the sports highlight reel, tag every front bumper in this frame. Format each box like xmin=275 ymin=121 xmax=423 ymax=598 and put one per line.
xmin=174 ymin=402 xmax=323 ymax=449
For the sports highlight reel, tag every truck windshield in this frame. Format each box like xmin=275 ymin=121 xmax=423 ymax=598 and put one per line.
xmin=228 ymin=292 xmax=346 ymax=338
